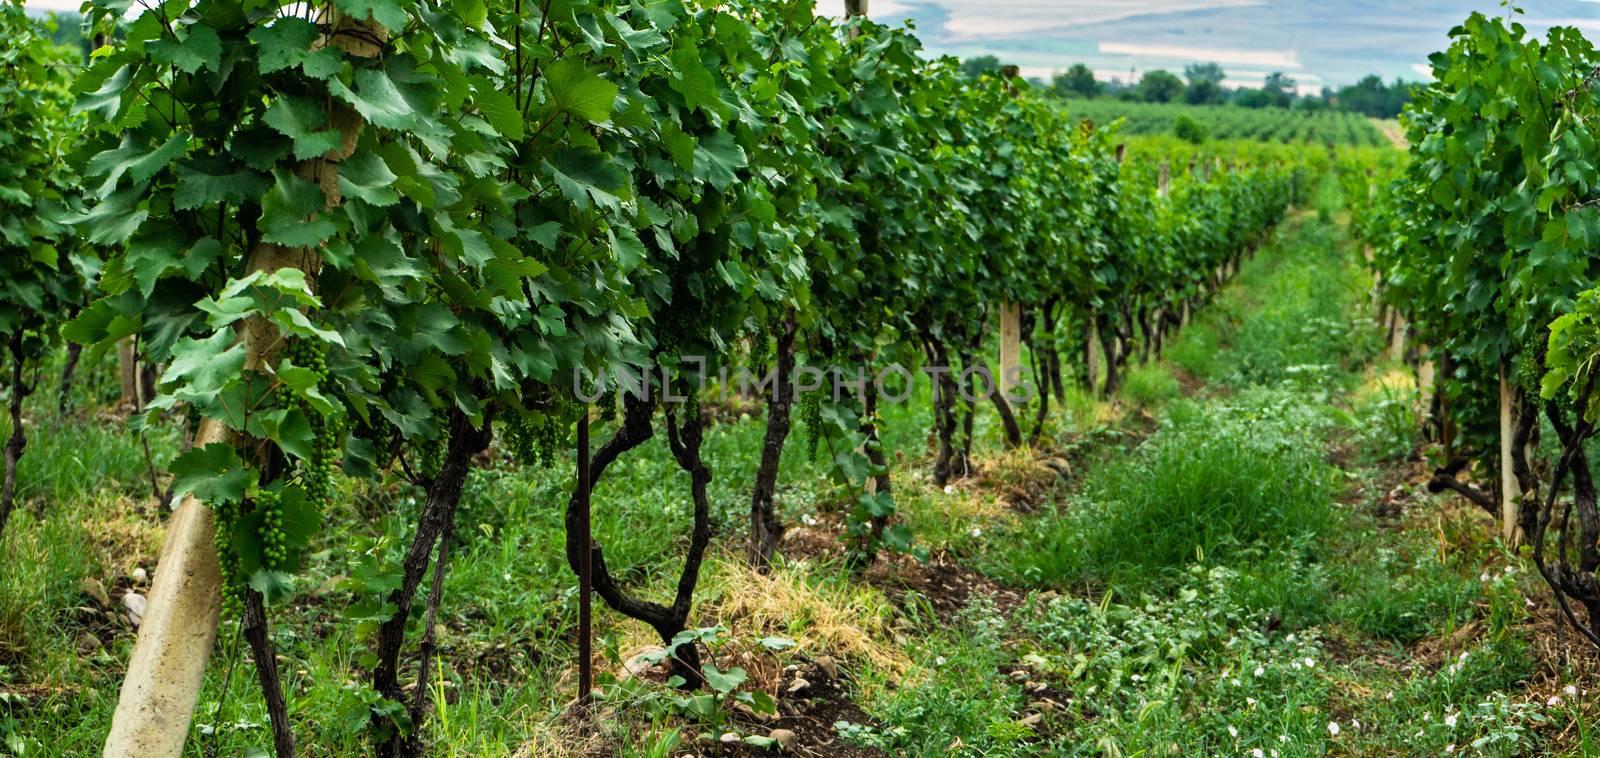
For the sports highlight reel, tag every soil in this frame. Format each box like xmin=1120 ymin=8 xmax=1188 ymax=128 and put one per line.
xmin=867 ymin=552 xmax=1026 ymax=624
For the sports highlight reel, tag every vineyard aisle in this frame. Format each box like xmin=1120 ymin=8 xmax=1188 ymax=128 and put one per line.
xmin=6 ymin=208 xmax=1599 ymax=754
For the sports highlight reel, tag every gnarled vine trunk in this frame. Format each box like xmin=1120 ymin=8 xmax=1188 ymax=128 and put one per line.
xmin=371 ymin=407 xmax=493 ymax=758
xmin=566 ymin=388 xmax=714 ymax=687
xmin=748 ymin=314 xmax=796 ymax=571
xmin=0 ymin=335 xmax=30 ymax=549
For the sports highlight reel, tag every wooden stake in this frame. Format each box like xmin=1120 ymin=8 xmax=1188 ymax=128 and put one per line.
xmin=1158 ymin=161 xmax=1169 ymax=198
xmin=577 ymin=411 xmax=593 ymax=706
xmin=1388 ymin=312 xmax=1408 ymax=362
xmin=1085 ymin=321 xmax=1101 ymax=395
xmin=1499 ymin=369 xmax=1522 ymax=546
xmin=999 ymin=302 xmax=1021 ymax=396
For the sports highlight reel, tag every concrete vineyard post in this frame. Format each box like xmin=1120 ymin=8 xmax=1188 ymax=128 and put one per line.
xmin=103 ymin=13 xmax=383 ymax=757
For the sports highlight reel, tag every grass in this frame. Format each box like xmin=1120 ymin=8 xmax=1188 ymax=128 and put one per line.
xmin=1001 ymin=389 xmax=1338 ymax=594
xmin=2 ymin=194 xmax=1592 ymax=756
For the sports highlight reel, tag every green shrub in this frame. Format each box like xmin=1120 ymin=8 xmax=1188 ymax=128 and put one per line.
xmin=1174 ymin=114 xmax=1208 ymax=144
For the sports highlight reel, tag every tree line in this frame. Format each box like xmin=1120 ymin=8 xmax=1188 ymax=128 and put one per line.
xmin=960 ymin=55 xmax=1415 ymax=118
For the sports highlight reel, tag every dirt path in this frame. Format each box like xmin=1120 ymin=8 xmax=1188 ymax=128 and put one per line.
xmin=1373 ymin=118 xmax=1407 ymax=149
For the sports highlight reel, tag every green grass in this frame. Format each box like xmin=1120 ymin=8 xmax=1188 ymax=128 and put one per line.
xmin=1 ymin=205 xmax=1583 ymax=757
xmin=1118 ymin=363 xmax=1180 ymax=410
xmin=1001 ymin=388 xmax=1338 ymax=594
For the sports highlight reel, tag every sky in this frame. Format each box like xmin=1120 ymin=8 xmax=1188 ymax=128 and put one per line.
xmin=814 ymin=0 xmax=1600 ymax=92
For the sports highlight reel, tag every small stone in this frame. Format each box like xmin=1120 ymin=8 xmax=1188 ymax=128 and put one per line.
xmin=786 ymin=677 xmax=811 ymax=695
xmin=719 ymin=732 xmax=740 ymax=744
xmin=81 ymin=578 xmax=110 ymax=608
xmin=814 ymin=655 xmax=839 ymax=680
xmin=75 ymin=632 xmax=103 ymax=656
xmin=1031 ymin=700 xmax=1054 ymax=712
xmin=1020 ymin=713 xmax=1044 ymax=727
xmin=313 ymin=574 xmax=346 ymax=596
xmin=1029 ymin=682 xmax=1048 ymax=693
xmin=122 ymin=591 xmax=147 ymax=628
xmin=1009 ymin=670 xmax=1029 ymax=682
xmin=618 ymin=647 xmax=665 ymax=682
xmin=131 ymin=567 xmax=148 ymax=584
xmin=769 ymin=728 xmax=797 ymax=749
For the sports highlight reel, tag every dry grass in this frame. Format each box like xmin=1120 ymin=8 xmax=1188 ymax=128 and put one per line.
xmin=699 ymin=555 xmax=908 ymax=677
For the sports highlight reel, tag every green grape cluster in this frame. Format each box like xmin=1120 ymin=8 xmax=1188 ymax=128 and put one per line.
xmin=257 ymin=488 xmax=287 ymax=569
xmin=505 ymin=399 xmax=579 ymax=467
xmin=1515 ymin=347 xmax=1544 ymax=393
xmin=797 ymin=389 xmax=822 ymax=459
xmin=211 ymin=497 xmax=244 ymax=619
xmin=417 ymin=433 xmax=446 ymax=479
xmin=285 ymin=339 xmax=341 ymax=514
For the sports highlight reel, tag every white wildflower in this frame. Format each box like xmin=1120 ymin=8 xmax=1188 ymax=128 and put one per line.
xmin=1228 ymin=726 xmax=1239 ymax=739
xmin=1254 ymin=665 xmax=1265 ymax=678
xmin=1327 ymin=721 xmax=1341 ymax=737
xmin=1566 ymin=685 xmax=1579 ymax=697
xmin=1444 ymin=714 xmax=1457 ymax=727
xmin=943 ymin=484 xmax=954 ymax=494
xmin=1246 ymin=697 xmax=1258 ymax=706
xmin=969 ymin=526 xmax=982 ymax=538
xmin=935 ymin=656 xmax=946 ymax=666
xmin=1303 ymin=656 xmax=1316 ymax=668
xmin=1549 ymin=695 xmax=1564 ymax=706
xmin=1251 ymin=750 xmax=1264 ymax=758
xmin=1445 ymin=745 xmax=1455 ymax=754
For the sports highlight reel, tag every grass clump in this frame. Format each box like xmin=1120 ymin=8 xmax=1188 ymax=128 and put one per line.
xmin=1119 ymin=363 xmax=1181 ymax=410
xmin=1002 ymin=389 xmax=1337 ymax=594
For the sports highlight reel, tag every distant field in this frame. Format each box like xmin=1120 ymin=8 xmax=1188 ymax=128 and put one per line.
xmin=1062 ymin=99 xmax=1389 ymax=148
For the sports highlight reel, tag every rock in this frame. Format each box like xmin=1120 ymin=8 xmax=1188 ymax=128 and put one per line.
xmin=813 ymin=655 xmax=839 ymax=681
xmin=131 ymin=567 xmax=148 ymax=584
xmin=618 ymin=646 xmax=666 ymax=682
xmin=768 ymin=728 xmax=797 ymax=749
xmin=1041 ymin=456 xmax=1071 ymax=473
xmin=1009 ymin=669 xmax=1029 ymax=683
xmin=1028 ymin=682 xmax=1048 ymax=693
xmin=122 ymin=591 xmax=147 ymax=628
xmin=1031 ymin=700 xmax=1054 ymax=712
xmin=313 ymin=574 xmax=346 ymax=596
xmin=75 ymin=632 xmax=103 ymax=656
xmin=1020 ymin=713 xmax=1044 ymax=728
xmin=81 ymin=578 xmax=110 ymax=608
xmin=786 ymin=677 xmax=811 ymax=695
xmin=719 ymin=732 xmax=740 ymax=744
